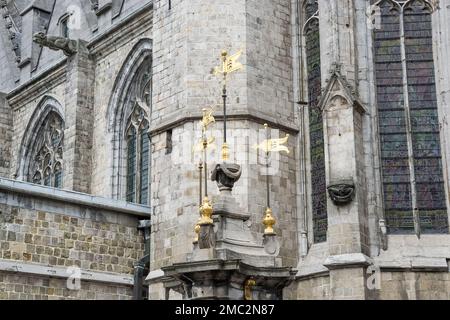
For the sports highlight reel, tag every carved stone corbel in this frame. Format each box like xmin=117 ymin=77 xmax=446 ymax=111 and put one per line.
xmin=327 ymin=182 xmax=355 ymax=206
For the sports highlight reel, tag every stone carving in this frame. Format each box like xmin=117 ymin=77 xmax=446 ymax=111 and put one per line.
xmin=211 ymin=163 xmax=242 ymax=192
xmin=327 ymin=183 xmax=355 ymax=205
xmin=0 ymin=0 xmax=22 ymax=62
xmin=33 ymin=32 xmax=77 ymax=56
xmin=90 ymin=0 xmax=99 ymax=11
xmin=198 ymin=225 xmax=215 ymax=249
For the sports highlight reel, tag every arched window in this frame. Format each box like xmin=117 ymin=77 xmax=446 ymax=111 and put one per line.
xmin=28 ymin=112 xmax=64 ymax=188
xmin=373 ymin=0 xmax=448 ymax=234
xmin=122 ymin=54 xmax=152 ymax=205
xmin=107 ymin=39 xmax=152 ymax=203
xmin=303 ymin=0 xmax=327 ymax=243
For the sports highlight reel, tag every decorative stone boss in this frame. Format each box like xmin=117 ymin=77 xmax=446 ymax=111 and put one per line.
xmin=211 ymin=163 xmax=242 ymax=192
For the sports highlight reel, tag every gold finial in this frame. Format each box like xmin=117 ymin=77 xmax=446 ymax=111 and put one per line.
xmin=199 ymin=196 xmax=214 ymax=225
xmin=263 ymin=208 xmax=276 ymax=235
xmin=221 ymin=143 xmax=229 ymax=161
xmin=244 ymin=278 xmax=256 ymax=300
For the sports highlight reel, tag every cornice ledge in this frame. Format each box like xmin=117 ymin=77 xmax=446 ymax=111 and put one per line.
xmin=6 ymin=58 xmax=67 ymax=106
xmin=323 ymin=253 xmax=373 ymax=270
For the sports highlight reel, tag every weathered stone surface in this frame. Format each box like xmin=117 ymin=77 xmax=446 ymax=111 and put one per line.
xmin=0 ymin=0 xmax=449 ymax=300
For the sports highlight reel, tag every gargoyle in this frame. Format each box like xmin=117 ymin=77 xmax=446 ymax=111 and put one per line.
xmin=33 ymin=32 xmax=78 ymax=56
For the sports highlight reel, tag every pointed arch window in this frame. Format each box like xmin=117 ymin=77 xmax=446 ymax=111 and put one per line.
xmin=29 ymin=112 xmax=64 ymax=188
xmin=108 ymin=40 xmax=153 ymax=204
xmin=303 ymin=0 xmax=327 ymax=243
xmin=126 ymin=102 xmax=151 ymax=205
xmin=373 ymin=0 xmax=448 ymax=234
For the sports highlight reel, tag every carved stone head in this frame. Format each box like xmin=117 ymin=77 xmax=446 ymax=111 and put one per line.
xmin=33 ymin=32 xmax=47 ymax=45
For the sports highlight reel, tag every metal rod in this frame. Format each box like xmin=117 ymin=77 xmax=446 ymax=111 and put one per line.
xmin=204 ymin=145 xmax=208 ymax=197
xmin=399 ymin=5 xmax=420 ymax=237
xmin=223 ymin=76 xmax=227 ymax=144
xmin=265 ymin=125 xmax=270 ymax=209
xmin=203 ymin=124 xmax=208 ymax=197
xmin=199 ymin=161 xmax=203 ymax=205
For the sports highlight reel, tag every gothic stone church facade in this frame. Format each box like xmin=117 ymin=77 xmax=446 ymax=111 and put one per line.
xmin=0 ymin=0 xmax=449 ymax=300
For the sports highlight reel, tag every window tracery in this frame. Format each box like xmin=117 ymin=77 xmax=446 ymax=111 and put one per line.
xmin=29 ymin=112 xmax=64 ymax=188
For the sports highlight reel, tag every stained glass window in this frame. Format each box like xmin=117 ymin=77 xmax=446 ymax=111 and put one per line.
xmin=126 ymin=126 xmax=137 ymax=203
xmin=29 ymin=112 xmax=64 ymax=188
xmin=126 ymin=102 xmax=151 ymax=205
xmin=373 ymin=0 xmax=448 ymax=234
xmin=304 ymin=0 xmax=327 ymax=243
xmin=140 ymin=123 xmax=150 ymax=205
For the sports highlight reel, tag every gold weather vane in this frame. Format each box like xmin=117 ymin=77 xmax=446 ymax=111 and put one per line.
xmin=193 ymin=107 xmax=217 ymax=153
xmin=213 ymin=50 xmax=244 ymax=161
xmin=254 ymin=124 xmax=290 ymax=235
xmin=253 ymin=134 xmax=290 ymax=154
xmin=201 ymin=107 xmax=216 ymax=127
xmin=214 ymin=50 xmax=243 ymax=77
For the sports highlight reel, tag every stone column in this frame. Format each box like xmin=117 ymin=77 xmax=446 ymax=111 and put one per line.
xmin=322 ymin=86 xmax=371 ymax=299
xmin=0 ymin=92 xmax=12 ymax=178
xmin=318 ymin=0 xmax=371 ymax=300
xmin=63 ymin=41 xmax=94 ymax=193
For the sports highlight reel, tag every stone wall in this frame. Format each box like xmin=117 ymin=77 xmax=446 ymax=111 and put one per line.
xmin=0 ymin=206 xmax=143 ymax=274
xmin=294 ymin=275 xmax=330 ymax=300
xmin=377 ymin=271 xmax=450 ymax=300
xmin=0 ymin=93 xmax=12 ymax=178
xmin=8 ymin=64 xmax=67 ymax=181
xmin=0 ymin=273 xmax=132 ymax=300
xmin=0 ymin=178 xmax=149 ymax=300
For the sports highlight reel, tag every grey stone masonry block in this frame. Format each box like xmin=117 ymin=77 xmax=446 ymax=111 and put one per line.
xmin=0 ymin=93 xmax=12 ymax=178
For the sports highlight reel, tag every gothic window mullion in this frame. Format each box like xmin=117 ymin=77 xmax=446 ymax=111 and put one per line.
xmin=398 ymin=4 xmax=420 ymax=235
xmin=139 ymin=125 xmax=150 ymax=205
xmin=135 ymin=127 xmax=143 ymax=204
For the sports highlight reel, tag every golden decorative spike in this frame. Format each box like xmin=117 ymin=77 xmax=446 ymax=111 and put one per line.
xmin=221 ymin=143 xmax=230 ymax=161
xmin=263 ymin=208 xmax=276 ymax=235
